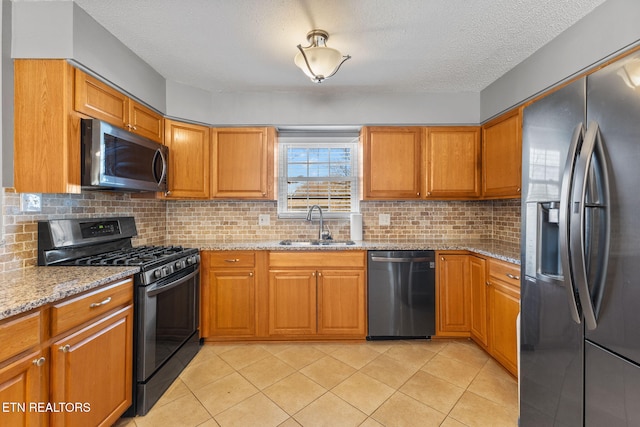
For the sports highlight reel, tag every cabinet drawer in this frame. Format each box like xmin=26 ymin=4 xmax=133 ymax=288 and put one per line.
xmin=269 ymin=251 xmax=366 ymax=268
xmin=51 ymin=278 xmax=133 ymax=336
xmin=0 ymin=311 xmax=41 ymax=361
xmin=489 ymin=259 xmax=521 ymax=288
xmin=207 ymin=251 xmax=256 ymax=268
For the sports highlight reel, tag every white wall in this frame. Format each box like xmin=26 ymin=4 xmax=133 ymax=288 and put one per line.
xmin=481 ymin=0 xmax=640 ymax=121
xmin=166 ymin=84 xmax=481 ymax=126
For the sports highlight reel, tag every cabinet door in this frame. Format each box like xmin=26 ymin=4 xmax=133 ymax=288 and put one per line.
xmin=469 ymin=256 xmax=489 ymax=348
xmin=436 ymin=254 xmax=471 ymax=336
xmin=317 ymin=269 xmax=366 ymax=337
xmin=268 ymin=270 xmax=317 ymax=336
xmin=50 ymin=305 xmax=133 ymax=427
xmin=488 ymin=279 xmax=520 ymax=376
xmin=128 ymin=100 xmax=164 ymax=143
xmin=482 ymin=109 xmax=522 ymax=198
xmin=425 ymin=127 xmax=481 ymax=199
xmin=74 ymin=69 xmax=128 ymax=128
xmin=164 ymin=119 xmax=211 ymax=199
xmin=362 ymin=126 xmax=423 ymax=199
xmin=0 ymin=349 xmax=47 ymax=427
xmin=207 ymin=270 xmax=256 ymax=337
xmin=211 ymin=127 xmax=274 ymax=199
xmin=14 ymin=59 xmax=81 ymax=194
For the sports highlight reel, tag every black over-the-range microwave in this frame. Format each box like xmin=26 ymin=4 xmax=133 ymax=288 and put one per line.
xmin=81 ymin=118 xmax=169 ymax=192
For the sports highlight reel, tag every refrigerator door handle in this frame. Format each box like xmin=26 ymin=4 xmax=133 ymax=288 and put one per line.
xmin=559 ymin=123 xmax=584 ymax=324
xmin=570 ymin=121 xmax=611 ymax=330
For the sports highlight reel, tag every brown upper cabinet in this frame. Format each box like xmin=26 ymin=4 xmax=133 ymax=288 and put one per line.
xmin=361 ymin=126 xmax=423 ymax=200
xmin=163 ymin=119 xmax=211 ymax=199
xmin=481 ymin=108 xmax=522 ymax=198
xmin=14 ymin=60 xmax=82 ymax=194
xmin=425 ymin=126 xmax=482 ymax=199
xmin=211 ymin=127 xmax=275 ymax=199
xmin=75 ymin=69 xmax=164 ymax=143
xmin=13 ymin=59 xmax=164 ymax=194
xmin=361 ymin=126 xmax=484 ymax=201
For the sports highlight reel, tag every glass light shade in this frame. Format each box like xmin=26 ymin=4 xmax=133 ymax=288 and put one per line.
xmin=622 ymin=60 xmax=640 ymax=88
xmin=294 ymin=46 xmax=343 ymax=79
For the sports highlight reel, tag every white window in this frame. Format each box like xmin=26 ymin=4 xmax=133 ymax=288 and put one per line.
xmin=278 ymin=135 xmax=359 ymax=219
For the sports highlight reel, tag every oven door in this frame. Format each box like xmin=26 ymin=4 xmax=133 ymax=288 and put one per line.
xmin=137 ymin=265 xmax=199 ymax=381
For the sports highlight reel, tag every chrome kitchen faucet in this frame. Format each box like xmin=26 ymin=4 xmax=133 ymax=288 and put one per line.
xmin=306 ymin=205 xmax=331 ymax=240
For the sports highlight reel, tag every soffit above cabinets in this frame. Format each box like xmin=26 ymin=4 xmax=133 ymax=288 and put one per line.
xmin=40 ymin=0 xmax=607 ymax=94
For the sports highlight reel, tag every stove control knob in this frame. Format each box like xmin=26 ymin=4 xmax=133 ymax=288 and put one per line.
xmin=187 ymin=256 xmax=196 ymax=265
xmin=162 ymin=266 xmax=170 ymax=276
xmin=154 ymin=269 xmax=162 ymax=279
xmin=175 ymin=260 xmax=185 ymax=269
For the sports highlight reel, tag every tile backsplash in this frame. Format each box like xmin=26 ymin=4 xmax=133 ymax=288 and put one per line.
xmin=163 ymin=200 xmax=500 ymax=243
xmin=0 ymin=188 xmax=166 ymax=272
xmin=1 ymin=187 xmax=521 ymax=273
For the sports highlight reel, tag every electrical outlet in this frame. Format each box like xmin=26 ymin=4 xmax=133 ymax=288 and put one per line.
xmin=20 ymin=193 xmax=42 ymax=213
xmin=258 ymin=214 xmax=270 ymax=226
xmin=379 ymin=213 xmax=391 ymax=226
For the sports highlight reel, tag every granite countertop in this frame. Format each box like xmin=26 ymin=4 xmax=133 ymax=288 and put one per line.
xmin=1 ymin=239 xmax=519 ymax=322
xmin=173 ymin=238 xmax=521 ymax=265
xmin=0 ymin=266 xmax=140 ymax=321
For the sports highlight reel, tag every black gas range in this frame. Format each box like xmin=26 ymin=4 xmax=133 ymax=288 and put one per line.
xmin=38 ymin=217 xmax=199 ymax=284
xmin=38 ymin=217 xmax=201 ymax=416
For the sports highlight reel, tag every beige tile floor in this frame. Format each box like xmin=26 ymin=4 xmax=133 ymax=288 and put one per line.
xmin=114 ymin=339 xmax=518 ymax=427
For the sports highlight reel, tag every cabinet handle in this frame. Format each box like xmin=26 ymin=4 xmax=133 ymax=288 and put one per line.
xmin=318 ymin=272 xmax=322 ymax=277
xmin=225 ymin=259 xmax=240 ymax=263
xmin=441 ymin=257 xmax=444 ymax=261
xmin=312 ymin=272 xmax=316 ymax=277
xmin=59 ymin=345 xmax=71 ymax=353
xmin=89 ymin=296 xmax=112 ymax=308
xmin=417 ymin=192 xmax=420 ymax=196
xmin=249 ymin=272 xmax=253 ymax=277
xmin=33 ymin=356 xmax=46 ymax=367
xmin=517 ymin=187 xmax=521 ymax=193
xmin=427 ymin=192 xmax=431 ymax=196
xmin=506 ymin=273 xmax=520 ymax=280
xmin=486 ymin=281 xmax=491 ymax=287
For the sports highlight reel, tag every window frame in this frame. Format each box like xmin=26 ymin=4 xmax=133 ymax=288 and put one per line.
xmin=277 ymin=136 xmax=359 ymax=219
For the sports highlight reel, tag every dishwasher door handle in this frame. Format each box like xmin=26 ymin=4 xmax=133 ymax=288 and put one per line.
xmin=370 ymin=256 xmax=432 ymax=263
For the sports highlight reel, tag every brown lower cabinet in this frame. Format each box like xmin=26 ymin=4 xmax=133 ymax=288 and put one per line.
xmin=0 ymin=278 xmax=133 ymax=427
xmin=0 ymin=348 xmax=47 ymax=426
xmin=486 ymin=258 xmax=521 ymax=375
xmin=436 ymin=251 xmax=520 ymax=376
xmin=200 ymin=250 xmax=367 ymax=341
xmin=200 ymin=251 xmax=262 ymax=338
xmin=436 ymin=253 xmax=471 ymax=336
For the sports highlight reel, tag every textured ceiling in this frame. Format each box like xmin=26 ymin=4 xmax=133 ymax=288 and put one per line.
xmin=27 ymin=0 xmax=608 ymax=93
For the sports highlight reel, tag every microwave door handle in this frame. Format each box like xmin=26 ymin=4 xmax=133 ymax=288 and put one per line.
xmin=153 ymin=148 xmax=168 ymax=187
xmin=559 ymin=123 xmax=584 ymax=325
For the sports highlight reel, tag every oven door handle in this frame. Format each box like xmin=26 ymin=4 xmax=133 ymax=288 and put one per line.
xmin=146 ymin=268 xmax=199 ymax=297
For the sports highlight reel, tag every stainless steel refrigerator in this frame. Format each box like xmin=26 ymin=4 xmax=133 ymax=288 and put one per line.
xmin=521 ymin=50 xmax=640 ymax=426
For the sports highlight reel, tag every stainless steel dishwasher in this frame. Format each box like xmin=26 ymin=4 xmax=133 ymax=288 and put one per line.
xmin=367 ymin=250 xmax=436 ymax=339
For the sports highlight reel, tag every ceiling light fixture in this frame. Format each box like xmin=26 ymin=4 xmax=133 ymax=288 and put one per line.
xmin=294 ymin=29 xmax=351 ymax=83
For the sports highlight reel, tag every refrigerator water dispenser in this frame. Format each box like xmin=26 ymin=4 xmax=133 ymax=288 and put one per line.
xmin=524 ymin=201 xmax=563 ymax=280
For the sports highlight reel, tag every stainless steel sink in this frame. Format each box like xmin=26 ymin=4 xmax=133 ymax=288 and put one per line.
xmin=279 ymin=239 xmax=356 ymax=246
